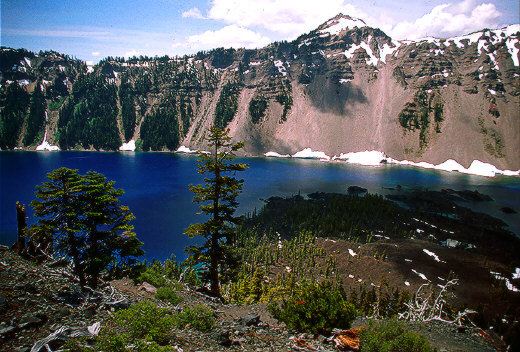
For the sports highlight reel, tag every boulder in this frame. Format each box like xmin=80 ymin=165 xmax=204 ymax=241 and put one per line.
xmin=138 ymin=282 xmax=157 ymax=294
xmin=333 ymin=328 xmax=365 ymax=351
xmin=237 ymin=313 xmax=260 ymax=327
xmin=19 ymin=313 xmax=47 ymax=329
xmin=0 ymin=292 xmax=7 ymax=308
xmin=0 ymin=325 xmax=18 ymax=338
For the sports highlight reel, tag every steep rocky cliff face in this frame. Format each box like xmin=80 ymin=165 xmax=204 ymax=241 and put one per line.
xmin=1 ymin=14 xmax=519 ymax=169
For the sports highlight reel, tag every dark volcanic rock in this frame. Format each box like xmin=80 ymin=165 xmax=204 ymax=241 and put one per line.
xmin=347 ymin=186 xmax=368 ymax=196
xmin=237 ymin=313 xmax=261 ymax=327
xmin=19 ymin=313 xmax=46 ymax=329
xmin=501 ymin=206 xmax=517 ymax=214
xmin=0 ymin=292 xmax=7 ymax=309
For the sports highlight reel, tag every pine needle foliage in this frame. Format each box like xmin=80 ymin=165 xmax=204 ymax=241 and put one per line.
xmin=268 ymin=280 xmax=356 ymax=334
xmin=360 ymin=319 xmax=434 ymax=352
xmin=184 ymin=127 xmax=247 ymax=298
xmin=29 ymin=167 xmax=144 ymax=288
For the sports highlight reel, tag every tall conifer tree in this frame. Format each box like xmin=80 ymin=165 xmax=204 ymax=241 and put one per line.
xmin=185 ymin=127 xmax=247 ymax=298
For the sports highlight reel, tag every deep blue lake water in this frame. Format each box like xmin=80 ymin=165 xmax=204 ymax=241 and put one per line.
xmin=1 ymin=151 xmax=519 ymax=261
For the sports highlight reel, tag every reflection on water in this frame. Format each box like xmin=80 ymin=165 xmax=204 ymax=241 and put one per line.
xmin=1 ymin=152 xmax=519 ymax=260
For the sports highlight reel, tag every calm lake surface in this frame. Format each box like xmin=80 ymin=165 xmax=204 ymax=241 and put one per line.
xmin=1 ymin=151 xmax=519 ymax=261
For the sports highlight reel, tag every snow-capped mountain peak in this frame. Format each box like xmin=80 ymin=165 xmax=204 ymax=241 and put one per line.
xmin=318 ymin=13 xmax=366 ymax=36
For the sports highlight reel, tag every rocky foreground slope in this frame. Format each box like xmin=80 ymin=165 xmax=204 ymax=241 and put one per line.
xmin=1 ymin=14 xmax=519 ymax=169
xmin=0 ymin=245 xmax=508 ymax=352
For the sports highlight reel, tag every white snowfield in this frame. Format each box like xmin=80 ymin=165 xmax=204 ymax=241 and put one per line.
xmin=176 ymin=145 xmax=197 ymax=154
xmin=291 ymin=148 xmax=331 ymax=160
xmin=423 ymin=249 xmax=445 ymax=263
xmin=175 ymin=145 xmax=210 ymax=155
xmin=513 ymin=268 xmax=520 ymax=280
xmin=36 ymin=113 xmax=60 ymax=151
xmin=119 ymin=140 xmax=136 ymax=151
xmin=265 ymin=148 xmax=519 ymax=177
xmin=490 ymin=270 xmax=519 ymax=292
xmin=36 ymin=131 xmax=60 ymax=151
xmin=264 ymin=151 xmax=290 ymax=158
xmin=412 ymin=269 xmax=428 ymax=281
xmin=334 ymin=150 xmax=387 ymax=166
xmin=319 ymin=16 xmax=366 ymax=36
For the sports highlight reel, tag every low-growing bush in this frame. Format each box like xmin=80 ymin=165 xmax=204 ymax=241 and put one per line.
xmin=268 ymin=280 xmax=356 ymax=334
xmin=98 ymin=301 xmax=175 ymax=351
xmin=63 ymin=301 xmax=215 ymax=351
xmin=175 ymin=304 xmax=216 ymax=332
xmin=360 ymin=319 xmax=434 ymax=352
xmin=136 ymin=262 xmax=168 ymax=288
xmin=155 ymin=286 xmax=183 ymax=305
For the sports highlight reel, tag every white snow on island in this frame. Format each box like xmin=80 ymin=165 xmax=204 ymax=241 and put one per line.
xmin=423 ymin=249 xmax=445 ymax=263
xmin=412 ymin=269 xmax=429 ymax=281
xmin=513 ymin=268 xmax=520 ymax=280
xmin=119 ymin=140 xmax=136 ymax=151
xmin=490 ymin=271 xmax=519 ymax=292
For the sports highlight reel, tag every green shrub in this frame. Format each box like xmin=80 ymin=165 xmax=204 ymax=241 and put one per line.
xmin=175 ymin=304 xmax=216 ymax=332
xmin=183 ymin=268 xmax=202 ymax=286
xmin=98 ymin=301 xmax=175 ymax=351
xmin=136 ymin=262 xmax=167 ymax=287
xmin=61 ymin=337 xmax=91 ymax=352
xmin=155 ymin=286 xmax=183 ymax=305
xmin=360 ymin=319 xmax=434 ymax=352
xmin=268 ymin=280 xmax=356 ymax=334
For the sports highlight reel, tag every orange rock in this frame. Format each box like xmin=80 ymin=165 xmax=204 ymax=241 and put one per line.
xmin=333 ymin=328 xmax=365 ymax=351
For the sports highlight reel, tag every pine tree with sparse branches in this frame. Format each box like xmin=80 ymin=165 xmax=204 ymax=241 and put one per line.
xmin=184 ymin=127 xmax=248 ymax=298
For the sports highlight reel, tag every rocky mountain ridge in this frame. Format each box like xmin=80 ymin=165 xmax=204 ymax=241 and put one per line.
xmin=1 ymin=14 xmax=519 ymax=170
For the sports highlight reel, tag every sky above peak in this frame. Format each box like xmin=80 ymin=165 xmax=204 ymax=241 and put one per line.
xmin=1 ymin=0 xmax=518 ymax=63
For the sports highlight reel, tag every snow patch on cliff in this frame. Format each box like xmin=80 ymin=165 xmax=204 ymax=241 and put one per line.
xmin=344 ymin=38 xmax=379 ymax=66
xmin=264 ymin=149 xmax=519 ymax=177
xmin=265 ymin=151 xmax=290 ymax=158
xmin=176 ymin=145 xmax=198 ymax=154
xmin=36 ymin=131 xmax=60 ymax=151
xmin=333 ymin=150 xmax=387 ymax=166
xmin=395 ymin=158 xmax=519 ymax=177
xmin=119 ymin=140 xmax=136 ymax=151
xmin=379 ymin=42 xmax=400 ymax=63
xmin=292 ymin=148 xmax=330 ymax=160
xmin=319 ymin=16 xmax=366 ymax=36
xmin=273 ymin=60 xmax=287 ymax=76
xmin=505 ymin=37 xmax=519 ymax=66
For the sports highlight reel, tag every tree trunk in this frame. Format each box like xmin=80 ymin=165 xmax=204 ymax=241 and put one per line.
xmin=68 ymin=233 xmax=86 ymax=288
xmin=15 ymin=202 xmax=27 ymax=251
xmin=210 ymin=144 xmax=221 ymax=298
xmin=209 ymin=235 xmax=221 ymax=298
